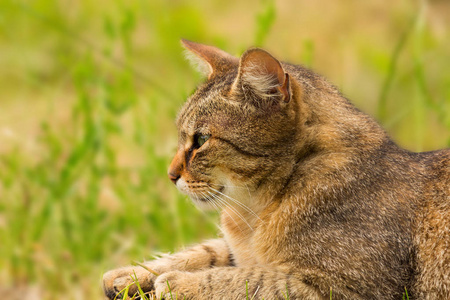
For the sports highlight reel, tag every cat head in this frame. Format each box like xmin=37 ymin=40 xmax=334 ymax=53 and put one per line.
xmin=168 ymin=40 xmax=302 ymax=210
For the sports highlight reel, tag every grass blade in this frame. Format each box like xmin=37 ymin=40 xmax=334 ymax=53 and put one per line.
xmin=132 ymin=261 xmax=160 ymax=276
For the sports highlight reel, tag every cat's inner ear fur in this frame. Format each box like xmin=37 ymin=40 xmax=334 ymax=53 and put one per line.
xmin=234 ymin=48 xmax=291 ymax=104
xmin=181 ymin=39 xmax=239 ymax=79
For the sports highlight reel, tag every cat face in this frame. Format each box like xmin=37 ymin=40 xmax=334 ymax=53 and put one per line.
xmin=168 ymin=41 xmax=297 ymax=210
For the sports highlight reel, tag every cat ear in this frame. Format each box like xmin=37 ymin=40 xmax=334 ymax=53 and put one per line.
xmin=234 ymin=48 xmax=291 ymax=103
xmin=181 ymin=39 xmax=239 ymax=79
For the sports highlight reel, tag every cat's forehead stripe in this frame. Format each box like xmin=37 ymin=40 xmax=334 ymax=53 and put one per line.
xmin=177 ymin=72 xmax=237 ymax=127
xmin=178 ymin=97 xmax=205 ymax=129
xmin=178 ymin=89 xmax=223 ymax=131
xmin=177 ymin=80 xmax=217 ymax=122
xmin=177 ymin=88 xmax=211 ymax=126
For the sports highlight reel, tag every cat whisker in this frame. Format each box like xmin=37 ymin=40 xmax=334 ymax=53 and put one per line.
xmin=210 ymin=182 xmax=255 ymax=211
xmin=201 ymin=192 xmax=228 ymax=223
xmin=209 ymin=186 xmax=263 ymax=223
xmin=207 ymin=191 xmax=245 ymax=233
xmin=201 ymin=191 xmax=221 ymax=214
xmin=210 ymin=182 xmax=251 ymax=190
xmin=211 ymin=183 xmax=254 ymax=212
xmin=207 ymin=189 xmax=253 ymax=231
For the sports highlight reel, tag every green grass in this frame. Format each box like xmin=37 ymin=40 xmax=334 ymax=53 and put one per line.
xmin=0 ymin=0 xmax=448 ymax=299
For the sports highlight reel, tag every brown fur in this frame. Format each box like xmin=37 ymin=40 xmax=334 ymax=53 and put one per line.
xmin=103 ymin=40 xmax=450 ymax=299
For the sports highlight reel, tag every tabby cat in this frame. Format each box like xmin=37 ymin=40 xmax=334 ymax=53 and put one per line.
xmin=103 ymin=40 xmax=450 ymax=299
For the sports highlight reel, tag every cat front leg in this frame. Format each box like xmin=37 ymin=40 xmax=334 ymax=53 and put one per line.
xmin=103 ymin=239 xmax=232 ymax=299
xmin=154 ymin=266 xmax=324 ymax=300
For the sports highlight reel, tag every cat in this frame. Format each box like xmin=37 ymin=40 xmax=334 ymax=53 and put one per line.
xmin=103 ymin=40 xmax=450 ymax=300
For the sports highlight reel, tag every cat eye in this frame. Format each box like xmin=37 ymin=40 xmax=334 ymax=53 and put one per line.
xmin=196 ymin=134 xmax=210 ymax=148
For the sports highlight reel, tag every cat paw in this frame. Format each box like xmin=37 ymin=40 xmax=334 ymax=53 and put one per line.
xmin=154 ymin=271 xmax=199 ymax=299
xmin=103 ymin=266 xmax=156 ymax=299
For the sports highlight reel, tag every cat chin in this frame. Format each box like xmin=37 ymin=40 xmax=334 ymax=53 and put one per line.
xmin=175 ymin=177 xmax=191 ymax=195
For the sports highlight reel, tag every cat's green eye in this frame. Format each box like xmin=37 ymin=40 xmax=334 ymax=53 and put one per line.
xmin=196 ymin=134 xmax=210 ymax=147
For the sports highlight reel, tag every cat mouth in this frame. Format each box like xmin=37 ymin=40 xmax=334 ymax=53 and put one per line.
xmin=188 ymin=192 xmax=217 ymax=210
xmin=189 ymin=185 xmax=225 ymax=204
xmin=192 ymin=195 xmax=210 ymax=202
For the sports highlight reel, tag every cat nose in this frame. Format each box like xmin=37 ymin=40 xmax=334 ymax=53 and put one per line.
xmin=168 ymin=172 xmax=180 ymax=184
xmin=168 ymin=150 xmax=184 ymax=185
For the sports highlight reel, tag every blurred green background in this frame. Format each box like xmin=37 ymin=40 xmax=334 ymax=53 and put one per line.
xmin=0 ymin=0 xmax=449 ymax=299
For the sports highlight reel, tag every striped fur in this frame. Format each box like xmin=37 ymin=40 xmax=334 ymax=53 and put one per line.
xmin=103 ymin=41 xmax=450 ymax=300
